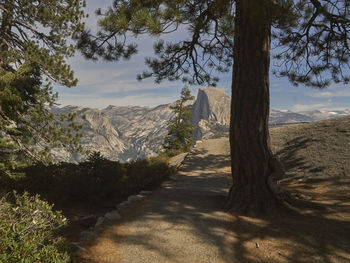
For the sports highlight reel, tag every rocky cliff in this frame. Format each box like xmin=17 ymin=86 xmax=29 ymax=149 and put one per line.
xmin=51 ymin=88 xmax=350 ymax=162
xmin=50 ymin=106 xmax=126 ymax=162
xmin=191 ymin=88 xmax=230 ymax=139
xmin=102 ymin=104 xmax=174 ymax=162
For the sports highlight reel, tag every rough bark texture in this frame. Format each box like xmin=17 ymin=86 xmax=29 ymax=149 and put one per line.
xmin=226 ymin=0 xmax=280 ymax=215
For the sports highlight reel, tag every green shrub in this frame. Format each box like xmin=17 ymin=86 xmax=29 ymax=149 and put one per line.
xmin=11 ymin=153 xmax=174 ymax=205
xmin=126 ymin=158 xmax=174 ymax=191
xmin=0 ymin=192 xmax=72 ymax=263
xmin=161 ymin=148 xmax=185 ymax=158
xmin=0 ymin=154 xmax=175 ymax=263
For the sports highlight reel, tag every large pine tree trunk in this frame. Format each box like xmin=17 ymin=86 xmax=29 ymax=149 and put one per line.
xmin=226 ymin=0 xmax=281 ymax=215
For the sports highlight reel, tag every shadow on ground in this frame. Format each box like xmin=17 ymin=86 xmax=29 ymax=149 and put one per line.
xmin=274 ymin=136 xmax=327 ymax=180
xmin=79 ymin=137 xmax=350 ymax=263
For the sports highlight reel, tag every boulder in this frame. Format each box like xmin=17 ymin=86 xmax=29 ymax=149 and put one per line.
xmin=169 ymin=175 xmax=177 ymax=181
xmin=79 ymin=231 xmax=97 ymax=241
xmin=128 ymin=195 xmax=143 ymax=202
xmin=104 ymin=210 xmax=121 ymax=221
xmin=139 ymin=190 xmax=152 ymax=195
xmin=78 ymin=215 xmax=97 ymax=228
xmin=116 ymin=200 xmax=132 ymax=210
xmin=71 ymin=242 xmax=86 ymax=255
xmin=95 ymin=216 xmax=109 ymax=227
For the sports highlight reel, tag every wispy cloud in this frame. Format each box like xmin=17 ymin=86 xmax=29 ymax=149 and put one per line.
xmin=308 ymin=87 xmax=350 ymax=98
xmin=293 ymin=103 xmax=329 ymax=111
xmin=292 ymin=100 xmax=347 ymax=112
xmin=56 ymin=92 xmax=180 ymax=109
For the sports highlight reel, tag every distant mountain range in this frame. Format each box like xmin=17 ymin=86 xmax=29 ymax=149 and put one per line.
xmin=51 ymin=88 xmax=350 ymax=162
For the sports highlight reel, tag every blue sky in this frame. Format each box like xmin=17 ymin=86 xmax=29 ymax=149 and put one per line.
xmin=53 ymin=0 xmax=350 ymax=112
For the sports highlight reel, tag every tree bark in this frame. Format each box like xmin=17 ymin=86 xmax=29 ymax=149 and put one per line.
xmin=226 ymin=0 xmax=281 ymax=215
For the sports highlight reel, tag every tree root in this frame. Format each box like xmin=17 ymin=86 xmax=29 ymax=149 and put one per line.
xmin=267 ymin=174 xmax=328 ymax=212
xmin=225 ymin=156 xmax=328 ymax=216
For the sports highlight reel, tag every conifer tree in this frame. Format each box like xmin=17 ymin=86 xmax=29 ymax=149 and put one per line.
xmin=163 ymin=86 xmax=195 ymax=154
xmin=77 ymin=0 xmax=350 ymax=215
xmin=0 ymin=0 xmax=86 ymax=176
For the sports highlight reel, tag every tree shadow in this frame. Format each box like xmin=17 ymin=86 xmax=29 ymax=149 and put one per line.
xmin=80 ymin=181 xmax=350 ymax=262
xmin=79 ymin=139 xmax=350 ymax=263
xmin=181 ymin=147 xmax=231 ymax=172
xmin=274 ymin=136 xmax=326 ymax=180
xmin=230 ymin=209 xmax=350 ymax=263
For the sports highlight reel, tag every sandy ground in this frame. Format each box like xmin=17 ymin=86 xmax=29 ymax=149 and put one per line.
xmin=79 ymin=133 xmax=350 ymax=263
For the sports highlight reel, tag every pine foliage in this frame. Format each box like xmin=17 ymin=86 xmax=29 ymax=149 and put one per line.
xmin=163 ymin=86 xmax=195 ymax=153
xmin=78 ymin=0 xmax=350 ymax=89
xmin=0 ymin=0 xmax=86 ymax=176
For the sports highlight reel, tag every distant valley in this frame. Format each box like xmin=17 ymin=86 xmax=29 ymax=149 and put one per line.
xmin=51 ymin=88 xmax=350 ymax=162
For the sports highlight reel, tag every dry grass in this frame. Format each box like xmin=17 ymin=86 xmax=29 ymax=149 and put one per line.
xmin=260 ymin=116 xmax=350 ymax=262
xmin=271 ymin=116 xmax=350 ymax=181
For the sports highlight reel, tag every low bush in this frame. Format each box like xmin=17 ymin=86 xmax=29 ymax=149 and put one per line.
xmin=0 ymin=192 xmax=72 ymax=263
xmin=7 ymin=153 xmax=175 ymax=204
xmin=162 ymin=148 xmax=186 ymax=158
xmin=0 ymin=153 xmax=175 ymax=263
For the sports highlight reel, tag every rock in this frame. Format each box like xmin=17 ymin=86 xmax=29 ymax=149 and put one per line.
xmin=50 ymin=106 xmax=126 ymax=162
xmin=192 ymin=88 xmax=231 ymax=139
xmin=161 ymin=181 xmax=173 ymax=189
xmin=169 ymin=175 xmax=177 ymax=181
xmin=162 ymin=180 xmax=171 ymax=185
xmin=104 ymin=210 xmax=121 ymax=221
xmin=78 ymin=215 xmax=97 ymax=228
xmin=95 ymin=216 xmax=109 ymax=227
xmin=116 ymin=200 xmax=132 ymax=210
xmin=128 ymin=195 xmax=143 ymax=202
xmin=168 ymin=152 xmax=188 ymax=168
xmin=139 ymin=190 xmax=152 ymax=195
xmin=79 ymin=231 xmax=97 ymax=241
xmin=71 ymin=242 xmax=86 ymax=255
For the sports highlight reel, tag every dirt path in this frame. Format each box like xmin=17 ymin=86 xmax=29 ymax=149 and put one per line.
xmin=80 ymin=138 xmax=234 ymax=262
xmin=80 ymin=136 xmax=350 ymax=263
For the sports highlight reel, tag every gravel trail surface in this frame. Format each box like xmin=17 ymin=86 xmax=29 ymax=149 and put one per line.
xmin=83 ymin=138 xmax=234 ymax=263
